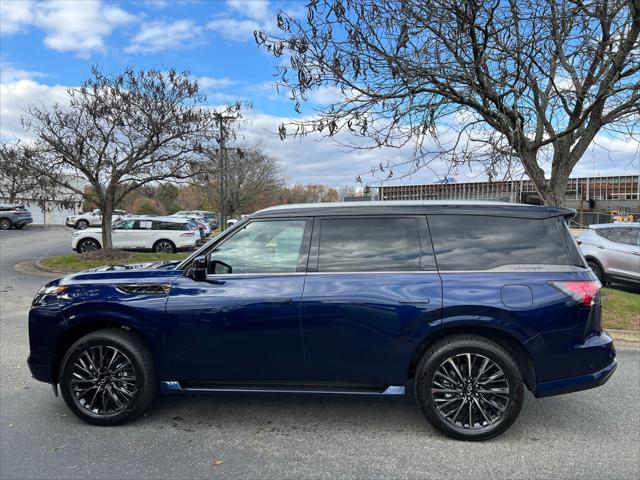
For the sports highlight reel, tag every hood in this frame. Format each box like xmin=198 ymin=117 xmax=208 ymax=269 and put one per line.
xmin=59 ymin=261 xmax=183 ymax=286
xmin=84 ymin=260 xmax=181 ymax=272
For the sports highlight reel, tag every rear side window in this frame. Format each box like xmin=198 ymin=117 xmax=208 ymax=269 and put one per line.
xmin=317 ymin=217 xmax=424 ymax=272
xmin=595 ymin=227 xmax=638 ymax=245
xmin=152 ymin=221 xmax=188 ymax=230
xmin=428 ymin=215 xmax=583 ymax=271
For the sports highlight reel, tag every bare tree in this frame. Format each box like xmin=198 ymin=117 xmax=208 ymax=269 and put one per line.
xmin=23 ymin=67 xmax=217 ymax=248
xmin=0 ymin=141 xmax=36 ymax=203
xmin=0 ymin=140 xmax=74 ymax=211
xmin=256 ymin=0 xmax=640 ymax=206
xmin=223 ymin=147 xmax=284 ymax=217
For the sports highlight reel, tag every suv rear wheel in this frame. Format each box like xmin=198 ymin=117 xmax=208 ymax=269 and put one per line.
xmin=414 ymin=335 xmax=524 ymax=441
xmin=0 ymin=218 xmax=11 ymax=230
xmin=153 ymin=239 xmax=176 ymax=254
xmin=59 ymin=328 xmax=158 ymax=426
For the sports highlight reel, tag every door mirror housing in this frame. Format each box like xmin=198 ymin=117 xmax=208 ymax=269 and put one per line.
xmin=191 ymin=255 xmax=208 ymax=281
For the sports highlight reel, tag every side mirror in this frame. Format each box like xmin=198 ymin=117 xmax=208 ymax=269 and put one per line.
xmin=210 ymin=259 xmax=232 ymax=275
xmin=191 ymin=255 xmax=208 ymax=281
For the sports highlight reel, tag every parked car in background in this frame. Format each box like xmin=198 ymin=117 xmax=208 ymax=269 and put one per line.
xmin=173 ymin=210 xmax=218 ymax=229
xmin=29 ymin=201 xmax=615 ymax=441
xmin=71 ymin=216 xmax=199 ymax=253
xmin=66 ymin=209 xmax=129 ymax=230
xmin=173 ymin=214 xmax=211 ymax=235
xmin=0 ymin=204 xmax=34 ymax=230
xmin=577 ymin=223 xmax=640 ymax=286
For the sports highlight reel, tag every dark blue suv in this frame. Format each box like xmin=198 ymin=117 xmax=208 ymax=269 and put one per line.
xmin=28 ymin=201 xmax=616 ymax=440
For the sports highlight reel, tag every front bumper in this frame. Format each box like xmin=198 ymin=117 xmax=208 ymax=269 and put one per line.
xmin=27 ymin=357 xmax=53 ymax=383
xmin=15 ymin=217 xmax=33 ymax=227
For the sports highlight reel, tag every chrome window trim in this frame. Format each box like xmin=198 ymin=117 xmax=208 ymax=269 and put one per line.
xmin=202 ymin=264 xmax=587 ymax=278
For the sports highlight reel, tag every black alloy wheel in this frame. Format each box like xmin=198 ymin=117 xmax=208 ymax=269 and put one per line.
xmin=78 ymin=238 xmax=100 ymax=253
xmin=415 ymin=335 xmax=524 ymax=441
xmin=59 ymin=329 xmax=157 ymax=425
xmin=153 ymin=240 xmax=176 ymax=254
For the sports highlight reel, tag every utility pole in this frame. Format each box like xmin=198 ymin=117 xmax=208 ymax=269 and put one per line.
xmin=217 ymin=114 xmax=227 ymax=232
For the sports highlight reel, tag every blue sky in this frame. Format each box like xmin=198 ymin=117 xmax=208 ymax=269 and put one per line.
xmin=1 ymin=0 xmax=638 ymax=187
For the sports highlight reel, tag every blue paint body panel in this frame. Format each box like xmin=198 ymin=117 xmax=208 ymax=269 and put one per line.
xmin=27 ymin=216 xmax=616 ymax=400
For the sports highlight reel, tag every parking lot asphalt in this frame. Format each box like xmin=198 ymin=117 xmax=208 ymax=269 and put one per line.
xmin=1 ymin=228 xmax=639 ymax=479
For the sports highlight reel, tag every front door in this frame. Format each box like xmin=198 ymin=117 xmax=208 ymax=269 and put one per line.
xmin=165 ymin=218 xmax=312 ymax=384
xmin=300 ymin=216 xmax=443 ymax=387
xmin=111 ymin=218 xmax=142 ymax=249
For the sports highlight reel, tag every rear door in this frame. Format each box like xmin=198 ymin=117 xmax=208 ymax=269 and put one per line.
xmin=300 ymin=215 xmax=442 ymax=387
xmin=596 ymin=227 xmax=640 ymax=281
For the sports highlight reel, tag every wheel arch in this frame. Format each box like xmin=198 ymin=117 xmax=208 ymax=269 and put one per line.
xmin=407 ymin=325 xmax=537 ymax=392
xmin=52 ymin=320 xmax=153 ymax=384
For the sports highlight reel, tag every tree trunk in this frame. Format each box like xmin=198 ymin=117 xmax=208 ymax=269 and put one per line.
xmin=100 ymin=199 xmax=114 ymax=249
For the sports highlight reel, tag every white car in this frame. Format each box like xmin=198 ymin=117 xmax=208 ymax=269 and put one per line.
xmin=172 ymin=214 xmax=211 ymax=234
xmin=66 ymin=208 xmax=130 ymax=230
xmin=71 ymin=216 xmax=199 ymax=253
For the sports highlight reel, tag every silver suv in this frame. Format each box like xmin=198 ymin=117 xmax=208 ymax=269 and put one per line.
xmin=577 ymin=223 xmax=640 ymax=286
xmin=0 ymin=204 xmax=34 ymax=230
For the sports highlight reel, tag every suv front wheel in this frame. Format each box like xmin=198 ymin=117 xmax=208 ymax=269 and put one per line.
xmin=414 ymin=335 xmax=524 ymax=441
xmin=59 ymin=328 xmax=158 ymax=426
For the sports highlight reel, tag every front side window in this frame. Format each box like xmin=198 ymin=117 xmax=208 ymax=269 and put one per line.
xmin=428 ymin=215 xmax=583 ymax=271
xmin=208 ymin=220 xmax=307 ymax=274
xmin=317 ymin=217 xmax=423 ymax=272
xmin=114 ymin=219 xmax=138 ymax=230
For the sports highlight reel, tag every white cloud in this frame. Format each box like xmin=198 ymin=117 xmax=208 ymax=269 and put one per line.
xmin=1 ymin=0 xmax=136 ymax=57
xmin=126 ymin=19 xmax=204 ymax=54
xmin=227 ymin=0 xmax=269 ymax=21
xmin=196 ymin=76 xmax=238 ymax=90
xmin=0 ymin=0 xmax=34 ymax=35
xmin=0 ymin=77 xmax=69 ymax=141
xmin=207 ymin=17 xmax=261 ymax=42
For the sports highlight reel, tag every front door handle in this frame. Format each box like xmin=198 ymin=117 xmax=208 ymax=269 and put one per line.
xmin=399 ymin=299 xmax=431 ymax=305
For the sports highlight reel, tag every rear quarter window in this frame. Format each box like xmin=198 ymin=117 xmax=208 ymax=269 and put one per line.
xmin=427 ymin=215 xmax=584 ymax=271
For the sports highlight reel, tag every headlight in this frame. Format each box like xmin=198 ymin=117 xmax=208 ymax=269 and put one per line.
xmin=32 ymin=285 xmax=68 ymax=306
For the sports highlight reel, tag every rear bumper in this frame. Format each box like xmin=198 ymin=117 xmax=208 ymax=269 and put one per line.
xmin=534 ymin=330 xmax=617 ymax=397
xmin=535 ymin=358 xmax=617 ymax=397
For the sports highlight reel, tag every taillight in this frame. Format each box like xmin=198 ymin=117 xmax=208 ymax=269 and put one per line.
xmin=180 ymin=231 xmax=194 ymax=237
xmin=550 ymin=280 xmax=601 ymax=307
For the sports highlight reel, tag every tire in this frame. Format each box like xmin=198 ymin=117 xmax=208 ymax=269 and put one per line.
xmin=414 ymin=334 xmax=524 ymax=441
xmin=77 ymin=238 xmax=101 ymax=253
xmin=59 ymin=328 xmax=158 ymax=426
xmin=76 ymin=219 xmax=89 ymax=230
xmin=587 ymin=259 xmax=604 ymax=284
xmin=153 ymin=239 xmax=176 ymax=254
xmin=0 ymin=218 xmax=11 ymax=230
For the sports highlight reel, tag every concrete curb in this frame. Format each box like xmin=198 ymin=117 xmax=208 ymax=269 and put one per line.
xmin=33 ymin=259 xmax=73 ymax=275
xmin=14 ymin=260 xmax=70 ymax=277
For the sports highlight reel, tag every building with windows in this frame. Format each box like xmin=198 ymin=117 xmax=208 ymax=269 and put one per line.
xmin=374 ymin=175 xmax=639 ymax=215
